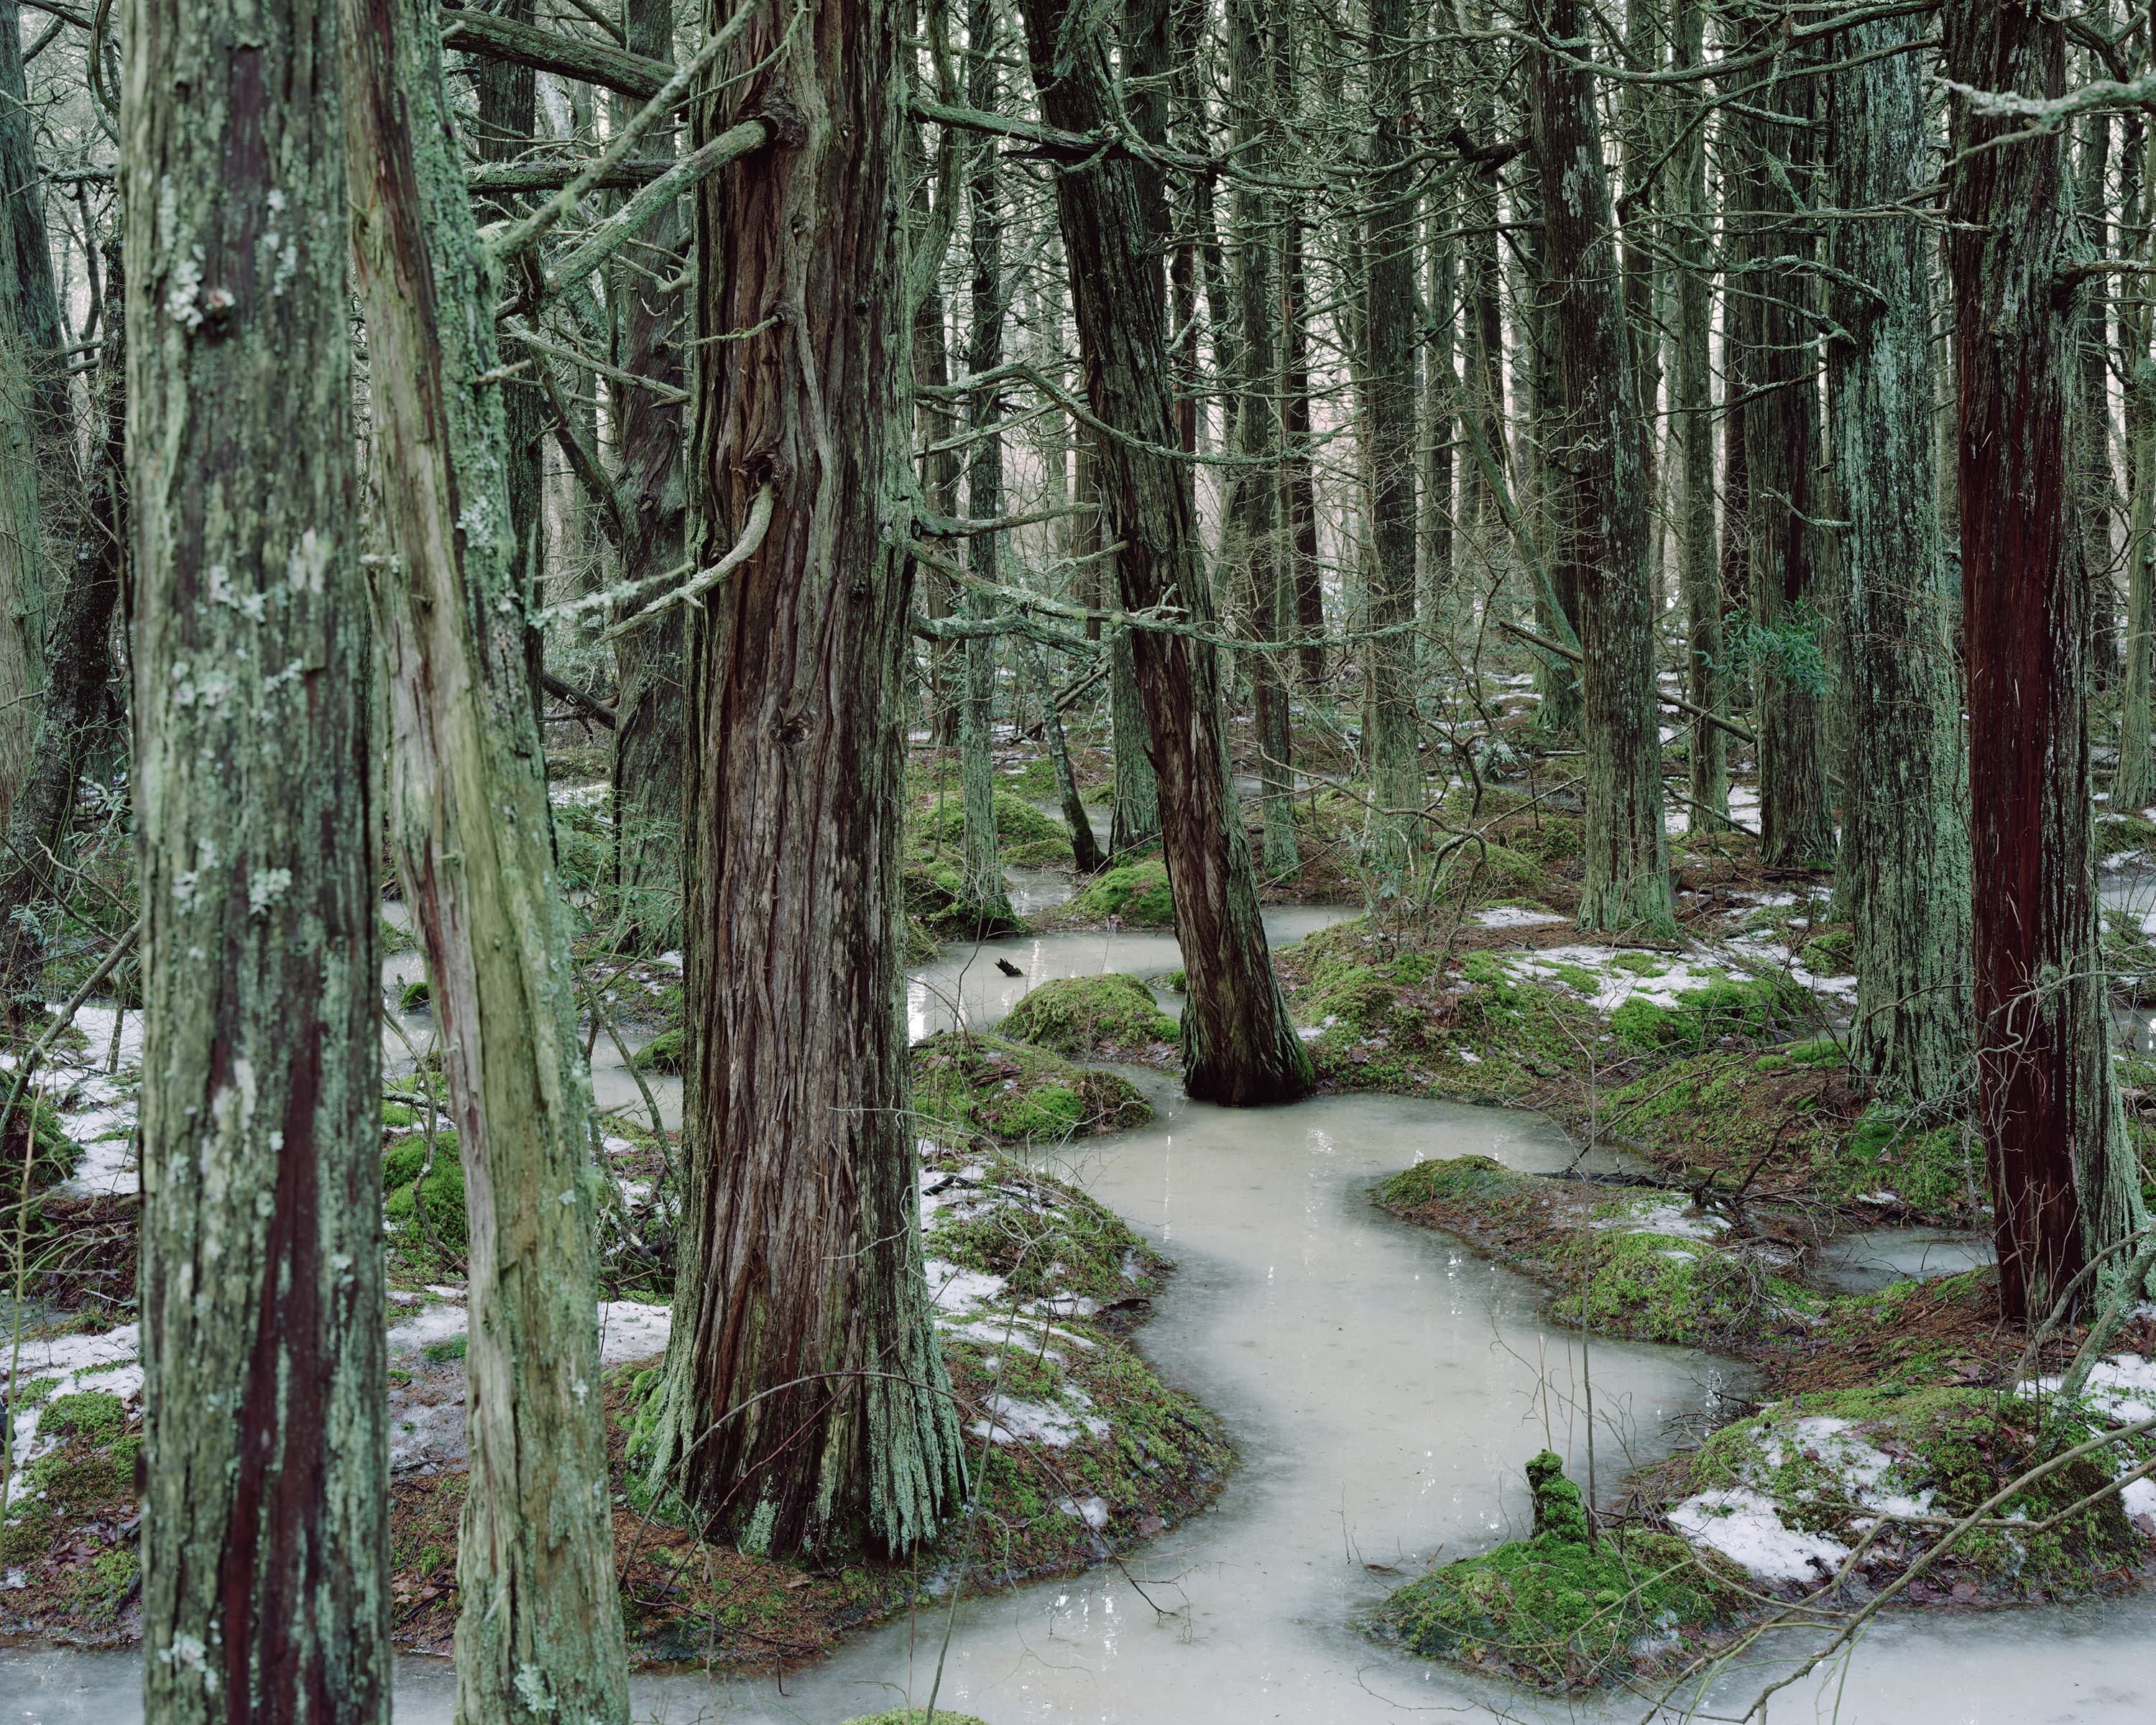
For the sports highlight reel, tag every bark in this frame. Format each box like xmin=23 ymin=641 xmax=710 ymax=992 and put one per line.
xmin=1673 ymin=0 xmax=1724 ymax=822
xmin=609 ymin=0 xmax=687 ymax=954
xmin=914 ymin=273 xmax=962 ymax=745
xmin=0 ymin=0 xmax=70 ymax=827
xmin=0 ymin=245 xmax=123 ymax=1020
xmin=1228 ymin=0 xmax=1298 ymax=878
xmin=123 ymin=0 xmax=388 ymax=1710
xmin=471 ymin=0 xmax=549 ymax=715
xmin=1513 ymin=146 xmax=1580 ymax=737
xmin=1419 ymin=167 xmax=1455 ymax=628
xmin=639 ymin=0 xmax=967 ymax=1556
xmin=957 ymin=0 xmax=1020 ymax=932
xmin=1731 ymin=26 xmax=1835 ymax=867
xmin=1364 ymin=0 xmax=1419 ymax=878
xmin=1529 ymin=0 xmax=1675 ymax=937
xmin=1945 ymin=0 xmax=2145 ymax=1321
xmin=1823 ymin=11 xmax=1971 ymax=1103
xmin=2117 ymin=118 xmax=2156 ymax=811
xmin=1019 ymin=635 xmax=1101 ymax=872
xmin=343 ymin=0 xmax=633 ymax=1713
xmin=1018 ymin=0 xmax=1313 ymax=1105
xmin=1459 ymin=0 xmax=1509 ymax=542
xmin=1283 ymin=208 xmax=1325 ymax=682
xmin=2081 ymin=104 xmax=2119 ymax=686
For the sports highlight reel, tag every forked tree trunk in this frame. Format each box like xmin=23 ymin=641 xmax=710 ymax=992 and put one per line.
xmin=638 ymin=0 xmax=967 ymax=1556
xmin=344 ymin=0 xmax=632 ymax=1714
xmin=609 ymin=0 xmax=688 ymax=954
xmin=1823 ymin=11 xmax=1971 ymax=1103
xmin=124 ymin=0 xmax=388 ymax=1709
xmin=1018 ymin=0 xmax=1312 ymax=1105
xmin=1364 ymin=0 xmax=1421 ymax=878
xmin=1945 ymin=0 xmax=2146 ymax=1321
xmin=1528 ymin=0 xmax=1675 ymax=936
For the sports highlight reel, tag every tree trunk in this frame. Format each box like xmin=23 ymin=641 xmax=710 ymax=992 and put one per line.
xmin=914 ymin=273 xmax=962 ymax=744
xmin=124 ymin=0 xmax=388 ymax=1709
xmin=2081 ymin=104 xmax=2119 ymax=686
xmin=0 ymin=244 xmax=124 ymax=1021
xmin=1228 ymin=0 xmax=1299 ymax=879
xmin=1823 ymin=9 xmax=1971 ymax=1103
xmin=1419 ymin=167 xmax=1455 ymax=632
xmin=1945 ymin=0 xmax=2146 ymax=1322
xmin=2116 ymin=117 xmax=2156 ymax=811
xmin=609 ymin=0 xmax=687 ymax=954
xmin=1364 ymin=0 xmax=1420 ymax=878
xmin=1018 ymin=0 xmax=1313 ymax=1105
xmin=1529 ymin=0 xmax=1675 ymax=937
xmin=1460 ymin=0 xmax=1509 ymax=545
xmin=639 ymin=0 xmax=967 ymax=1556
xmin=471 ymin=0 xmax=549 ymax=714
xmin=1733 ymin=27 xmax=1835 ymax=868
xmin=1020 ymin=635 xmax=1101 ymax=872
xmin=1673 ymin=0 xmax=1725 ymax=824
xmin=0 ymin=0 xmax=70 ymax=827
xmin=1283 ymin=209 xmax=1327 ymax=683
xmin=957 ymin=0 xmax=1020 ymax=933
xmin=344 ymin=0 xmax=633 ymax=1714
xmin=1512 ymin=152 xmax=1581 ymax=739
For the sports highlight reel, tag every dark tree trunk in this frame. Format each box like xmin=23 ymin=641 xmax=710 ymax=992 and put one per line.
xmin=1731 ymin=27 xmax=1835 ymax=867
xmin=1529 ymin=0 xmax=1675 ymax=936
xmin=957 ymin=0 xmax=1020 ymax=932
xmin=1364 ymin=0 xmax=1420 ymax=875
xmin=472 ymin=0 xmax=549 ymax=713
xmin=1945 ymin=0 xmax=2145 ymax=1322
xmin=124 ymin=0 xmax=389 ymax=1709
xmin=1018 ymin=0 xmax=1312 ymax=1105
xmin=2081 ymin=106 xmax=2119 ymax=686
xmin=0 ymin=246 xmax=123 ymax=1021
xmin=609 ymin=0 xmax=687 ymax=954
xmin=1673 ymin=0 xmax=1725 ymax=822
xmin=1823 ymin=9 xmax=1971 ymax=1103
xmin=0 ymin=0 xmax=73 ymax=824
xmin=1283 ymin=210 xmax=1326 ymax=683
xmin=640 ymin=0 xmax=967 ymax=1554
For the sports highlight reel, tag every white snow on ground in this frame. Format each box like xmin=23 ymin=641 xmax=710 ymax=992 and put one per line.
xmin=386 ymin=1300 xmax=471 ymax=1356
xmin=1473 ymin=906 xmax=1567 ymax=929
xmin=596 ymin=1300 xmax=671 ymax=1366
xmin=1590 ymin=1199 xmax=1726 ymax=1241
xmin=2 ymin=1324 xmax=142 ymax=1507
xmin=1668 ymin=1414 xmax=1936 ymax=1582
xmin=924 ymin=1259 xmax=1008 ymax=1315
xmin=1500 ymin=944 xmax=1755 ymax=1015
xmin=548 ymin=781 xmax=609 ymax=809
xmin=1670 ymin=1489 xmax=1851 ymax=1582
xmin=969 ymin=1386 xmax=1109 ymax=1448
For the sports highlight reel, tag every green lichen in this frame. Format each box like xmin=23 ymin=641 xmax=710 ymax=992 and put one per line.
xmin=1370 ymin=1453 xmax=1743 ymax=1690
xmin=999 ymin=973 xmax=1178 ymax=1059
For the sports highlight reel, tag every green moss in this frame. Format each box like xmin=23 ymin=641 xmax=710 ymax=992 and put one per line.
xmin=383 ymin=1131 xmax=468 ymax=1259
xmin=1430 ymin=841 xmax=1552 ymax=908
xmin=1064 ymin=858 xmax=1174 ymax=927
xmin=917 ymin=790 xmax=1072 ymax=864
xmin=1833 ymin=1106 xmax=1982 ymax=1218
xmin=2095 ymin=809 xmax=2156 ymax=858
xmin=1800 ymin=925 xmax=1855 ymax=977
xmin=911 ymin=1034 xmax=1153 ymax=1146
xmin=1000 ymin=973 xmax=1179 ymax=1059
xmin=632 ymin=1026 xmax=684 ymax=1075
xmin=42 ymin=1391 xmax=126 ymax=1445
xmin=423 ymin=1333 xmax=469 ymax=1365
xmin=1370 ymin=1453 xmax=1742 ymax=1690
xmin=0 ymin=1095 xmax=75 ymax=1204
xmin=398 ymin=978 xmax=432 ymax=1013
xmin=382 ymin=1100 xmax=417 ymax=1130
xmin=1609 ymin=974 xmax=1812 ymax=1056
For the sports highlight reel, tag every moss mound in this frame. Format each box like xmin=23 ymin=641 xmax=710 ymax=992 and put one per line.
xmin=999 ymin=973 xmax=1178 ymax=1061
xmin=918 ymin=789 xmax=1072 ymax=865
xmin=921 ymin=1144 xmax=1169 ymax=1307
xmin=383 ymin=1131 xmax=467 ymax=1260
xmin=398 ymin=978 xmax=431 ymax=1013
xmin=1064 ymin=858 xmax=1174 ymax=927
xmin=903 ymin=858 xmax=1029 ymax=939
xmin=1429 ymin=841 xmax=1554 ymax=908
xmin=1 ymin=1093 xmax=78 ymax=1204
xmin=911 ymin=1033 xmax=1153 ymax=1145
xmin=1608 ymin=972 xmax=1812 ymax=1056
xmin=1371 ymin=1452 xmax=1742 ymax=1690
xmin=632 ymin=1026 xmax=685 ymax=1075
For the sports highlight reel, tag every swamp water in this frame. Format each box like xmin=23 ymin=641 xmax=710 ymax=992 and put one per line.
xmin=11 ymin=898 xmax=2156 ymax=1721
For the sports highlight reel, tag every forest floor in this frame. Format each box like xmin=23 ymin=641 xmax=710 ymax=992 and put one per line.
xmin=9 ymin=706 xmax=2156 ymax=1692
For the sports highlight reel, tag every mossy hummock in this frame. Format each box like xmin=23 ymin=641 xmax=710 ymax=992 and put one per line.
xmin=998 ymin=972 xmax=1179 ymax=1062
